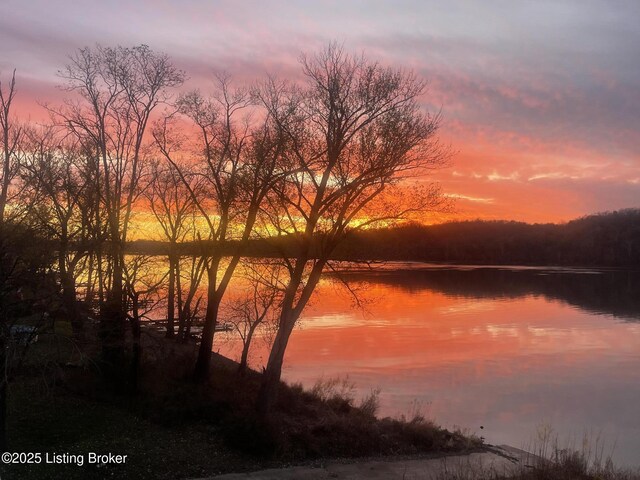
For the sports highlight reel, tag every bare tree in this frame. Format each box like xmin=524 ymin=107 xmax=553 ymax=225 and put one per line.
xmin=21 ymin=128 xmax=96 ymax=340
xmin=145 ymin=160 xmax=199 ymax=338
xmin=0 ymin=70 xmax=24 ymax=226
xmin=176 ymin=253 xmax=207 ymax=342
xmin=224 ymin=259 xmax=283 ymax=375
xmin=123 ymin=255 xmax=167 ymax=391
xmin=154 ymin=74 xmax=286 ymax=381
xmin=53 ymin=45 xmax=184 ymax=366
xmin=255 ymin=44 xmax=450 ymax=414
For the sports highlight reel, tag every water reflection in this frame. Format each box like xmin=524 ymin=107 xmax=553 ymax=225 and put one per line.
xmin=328 ymin=264 xmax=640 ymax=321
xmin=215 ymin=264 xmax=640 ymax=467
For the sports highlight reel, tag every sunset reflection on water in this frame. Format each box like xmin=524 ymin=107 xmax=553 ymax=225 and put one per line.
xmin=215 ymin=265 xmax=640 ymax=466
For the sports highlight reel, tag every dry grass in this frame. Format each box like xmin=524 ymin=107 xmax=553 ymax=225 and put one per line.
xmin=253 ymin=375 xmax=479 ymax=459
xmin=437 ymin=426 xmax=640 ymax=480
xmin=5 ymin=332 xmax=481 ymax=479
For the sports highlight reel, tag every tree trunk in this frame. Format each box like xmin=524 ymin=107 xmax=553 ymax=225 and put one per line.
xmin=238 ymin=325 xmax=257 ymax=376
xmin=176 ymin=258 xmax=185 ymax=340
xmin=195 ymin=250 xmax=248 ymax=380
xmin=96 ymin=247 xmax=105 ymax=304
xmin=166 ymin=251 xmax=176 ymax=338
xmin=256 ymin=257 xmax=322 ymax=415
xmin=85 ymin=252 xmax=95 ymax=303
xmin=59 ymin=248 xmax=83 ymax=341
xmin=193 ymin=266 xmax=220 ymax=381
xmin=100 ymin=245 xmax=126 ymax=370
xmin=0 ymin=108 xmax=12 ymax=226
xmin=184 ymin=306 xmax=192 ymax=340
xmin=256 ymin=309 xmax=297 ymax=415
xmin=130 ymin=297 xmax=142 ymax=394
xmin=62 ymin=272 xmax=83 ymax=341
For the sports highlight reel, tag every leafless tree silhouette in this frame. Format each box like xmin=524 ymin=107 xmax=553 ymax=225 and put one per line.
xmin=154 ymin=74 xmax=288 ymax=380
xmin=52 ymin=45 xmax=184 ymax=368
xmin=225 ymin=259 xmax=284 ymax=375
xmin=145 ymin=159 xmax=200 ymax=338
xmin=0 ymin=70 xmax=25 ymax=226
xmin=255 ymin=44 xmax=449 ymax=414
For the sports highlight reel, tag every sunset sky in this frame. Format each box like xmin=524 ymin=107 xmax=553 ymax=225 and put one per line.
xmin=1 ymin=0 xmax=638 ymax=224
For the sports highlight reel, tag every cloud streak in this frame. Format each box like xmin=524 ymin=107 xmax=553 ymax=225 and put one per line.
xmin=1 ymin=0 xmax=638 ymax=222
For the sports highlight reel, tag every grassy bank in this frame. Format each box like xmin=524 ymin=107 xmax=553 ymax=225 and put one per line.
xmin=438 ymin=450 xmax=640 ymax=480
xmin=438 ymin=432 xmax=640 ymax=480
xmin=1 ymin=324 xmax=479 ymax=480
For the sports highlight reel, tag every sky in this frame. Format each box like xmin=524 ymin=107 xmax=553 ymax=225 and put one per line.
xmin=1 ymin=0 xmax=639 ymax=224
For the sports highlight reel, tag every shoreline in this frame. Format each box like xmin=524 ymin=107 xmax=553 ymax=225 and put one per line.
xmin=198 ymin=445 xmax=540 ymax=479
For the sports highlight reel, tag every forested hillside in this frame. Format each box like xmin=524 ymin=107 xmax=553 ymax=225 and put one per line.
xmin=333 ymin=209 xmax=640 ymax=266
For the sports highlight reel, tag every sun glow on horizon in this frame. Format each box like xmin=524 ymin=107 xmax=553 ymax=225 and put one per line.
xmin=2 ymin=1 xmax=639 ymax=224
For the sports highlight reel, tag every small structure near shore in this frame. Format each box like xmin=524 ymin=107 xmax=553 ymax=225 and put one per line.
xmin=9 ymin=324 xmax=39 ymax=345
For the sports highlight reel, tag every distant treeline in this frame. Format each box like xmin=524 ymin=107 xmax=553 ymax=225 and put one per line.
xmin=333 ymin=209 xmax=640 ymax=266
xmin=128 ymin=209 xmax=640 ymax=267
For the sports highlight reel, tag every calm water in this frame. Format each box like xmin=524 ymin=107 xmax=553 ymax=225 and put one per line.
xmin=215 ymin=263 xmax=640 ymax=466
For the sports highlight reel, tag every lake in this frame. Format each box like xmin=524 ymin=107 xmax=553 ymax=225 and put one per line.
xmin=215 ymin=263 xmax=640 ymax=467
